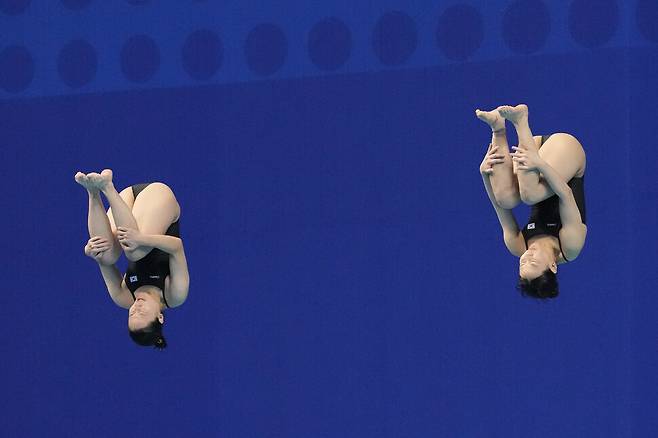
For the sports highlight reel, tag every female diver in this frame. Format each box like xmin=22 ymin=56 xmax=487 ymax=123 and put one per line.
xmin=476 ymin=104 xmax=586 ymax=298
xmin=75 ymin=169 xmax=189 ymax=348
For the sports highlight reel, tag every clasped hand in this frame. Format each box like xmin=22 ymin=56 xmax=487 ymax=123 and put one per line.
xmin=511 ymin=143 xmax=543 ymax=171
xmin=479 ymin=144 xmax=505 ymax=175
xmin=84 ymin=236 xmax=111 ymax=262
xmin=117 ymin=226 xmax=144 ymax=251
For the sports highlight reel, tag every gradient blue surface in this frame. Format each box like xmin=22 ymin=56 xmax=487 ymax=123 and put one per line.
xmin=1 ymin=1 xmax=656 ymax=437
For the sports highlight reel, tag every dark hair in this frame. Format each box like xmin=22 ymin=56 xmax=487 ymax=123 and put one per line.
xmin=517 ymin=269 xmax=559 ymax=299
xmin=129 ymin=318 xmax=167 ymax=350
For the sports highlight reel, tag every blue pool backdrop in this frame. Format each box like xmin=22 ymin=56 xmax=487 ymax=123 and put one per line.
xmin=1 ymin=1 xmax=657 ymax=437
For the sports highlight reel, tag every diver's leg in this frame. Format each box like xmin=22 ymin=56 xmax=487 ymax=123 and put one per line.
xmin=75 ymin=172 xmax=122 ymax=264
xmin=89 ymin=169 xmax=139 ymax=231
xmin=130 ymin=182 xmax=181 ymax=235
xmin=475 ymin=108 xmax=520 ymax=209
xmin=498 ymin=104 xmax=546 ymax=205
xmin=537 ymin=133 xmax=586 ymax=179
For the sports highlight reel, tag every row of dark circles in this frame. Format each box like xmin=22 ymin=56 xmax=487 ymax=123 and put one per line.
xmin=1 ymin=1 xmax=656 ymax=93
xmin=0 ymin=0 xmax=173 ymax=13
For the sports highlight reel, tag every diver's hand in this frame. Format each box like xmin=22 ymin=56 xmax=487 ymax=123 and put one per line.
xmin=480 ymin=144 xmax=506 ymax=175
xmin=84 ymin=236 xmax=111 ymax=262
xmin=117 ymin=227 xmax=143 ymax=251
xmin=511 ymin=143 xmax=543 ymax=172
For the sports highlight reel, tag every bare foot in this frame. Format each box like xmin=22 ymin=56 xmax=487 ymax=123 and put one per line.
xmin=100 ymin=169 xmax=114 ymax=189
xmin=497 ymin=104 xmax=528 ymax=125
xmin=87 ymin=169 xmax=114 ymax=192
xmin=74 ymin=172 xmax=98 ymax=192
xmin=475 ymin=108 xmax=505 ymax=132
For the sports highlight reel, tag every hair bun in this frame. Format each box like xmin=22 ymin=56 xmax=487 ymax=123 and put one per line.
xmin=153 ymin=336 xmax=167 ymax=350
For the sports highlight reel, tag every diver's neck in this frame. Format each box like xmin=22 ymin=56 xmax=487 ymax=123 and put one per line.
xmin=134 ymin=287 xmax=165 ymax=310
xmin=528 ymin=236 xmax=559 ymax=261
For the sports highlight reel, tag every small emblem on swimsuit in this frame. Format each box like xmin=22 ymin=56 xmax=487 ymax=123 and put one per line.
xmin=547 ymin=223 xmax=557 ymax=227
xmin=149 ymin=275 xmax=160 ymax=279
xmin=527 ymin=223 xmax=535 ymax=230
xmin=129 ymin=275 xmax=138 ymax=282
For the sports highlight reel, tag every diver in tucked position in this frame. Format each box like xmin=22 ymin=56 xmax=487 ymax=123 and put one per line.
xmin=476 ymin=104 xmax=586 ymax=298
xmin=75 ymin=169 xmax=189 ymax=348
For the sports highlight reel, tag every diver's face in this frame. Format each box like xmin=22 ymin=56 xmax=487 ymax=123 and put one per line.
xmin=519 ymin=246 xmax=554 ymax=280
xmin=128 ymin=295 xmax=161 ymax=330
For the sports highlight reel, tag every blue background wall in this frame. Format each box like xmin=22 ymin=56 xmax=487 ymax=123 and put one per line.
xmin=1 ymin=1 xmax=656 ymax=436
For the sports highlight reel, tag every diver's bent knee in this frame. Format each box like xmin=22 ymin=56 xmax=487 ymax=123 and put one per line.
xmin=495 ymin=190 xmax=521 ymax=210
xmin=519 ymin=190 xmax=542 ymax=206
xmin=124 ymin=248 xmax=146 ymax=262
xmin=496 ymin=197 xmax=520 ymax=210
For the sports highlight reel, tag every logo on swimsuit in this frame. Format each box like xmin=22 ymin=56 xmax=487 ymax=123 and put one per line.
xmin=527 ymin=223 xmax=535 ymax=230
xmin=149 ymin=275 xmax=160 ymax=279
xmin=547 ymin=223 xmax=557 ymax=227
xmin=129 ymin=275 xmax=138 ymax=282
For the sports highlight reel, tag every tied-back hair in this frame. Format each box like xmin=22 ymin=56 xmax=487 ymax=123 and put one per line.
xmin=517 ymin=270 xmax=559 ymax=299
xmin=129 ymin=318 xmax=167 ymax=350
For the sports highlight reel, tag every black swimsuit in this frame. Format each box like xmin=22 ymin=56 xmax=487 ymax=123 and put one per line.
xmin=123 ymin=183 xmax=180 ymax=308
xmin=520 ymin=135 xmax=587 ymax=262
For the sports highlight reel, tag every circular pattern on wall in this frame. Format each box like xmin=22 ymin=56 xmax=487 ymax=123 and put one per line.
xmin=569 ymin=0 xmax=618 ymax=47
xmin=120 ymin=35 xmax=160 ymax=83
xmin=245 ymin=23 xmax=287 ymax=76
xmin=502 ymin=0 xmax=551 ymax=54
xmin=372 ymin=11 xmax=417 ymax=66
xmin=637 ymin=0 xmax=658 ymax=43
xmin=0 ymin=45 xmax=34 ymax=92
xmin=308 ymin=17 xmax=352 ymax=71
xmin=0 ymin=0 xmax=30 ymax=15
xmin=182 ymin=29 xmax=223 ymax=81
xmin=58 ymin=39 xmax=97 ymax=88
xmin=436 ymin=4 xmax=484 ymax=61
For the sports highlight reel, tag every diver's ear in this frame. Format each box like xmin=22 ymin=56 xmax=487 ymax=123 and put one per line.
xmin=549 ymin=262 xmax=557 ymax=274
xmin=158 ymin=313 xmax=164 ymax=324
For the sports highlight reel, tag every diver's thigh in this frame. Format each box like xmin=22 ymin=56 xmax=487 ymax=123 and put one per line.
xmin=538 ymin=133 xmax=586 ymax=180
xmin=131 ymin=183 xmax=180 ymax=234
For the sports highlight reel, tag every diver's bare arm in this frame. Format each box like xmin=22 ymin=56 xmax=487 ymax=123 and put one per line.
xmin=537 ymin=161 xmax=587 ymax=258
xmin=166 ymin=242 xmax=190 ymax=308
xmin=121 ymin=232 xmax=189 ymax=306
xmin=97 ymin=264 xmax=134 ymax=309
xmin=118 ymin=230 xmax=180 ymax=261
xmin=139 ymin=234 xmax=183 ymax=254
xmin=137 ymin=234 xmax=189 ymax=307
xmin=536 ymin=160 xmax=574 ymax=206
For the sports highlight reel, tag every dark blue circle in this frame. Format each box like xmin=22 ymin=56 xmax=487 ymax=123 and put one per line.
xmin=0 ymin=0 xmax=30 ymax=15
xmin=637 ymin=0 xmax=658 ymax=43
xmin=0 ymin=45 xmax=34 ymax=92
xmin=569 ymin=0 xmax=618 ymax=47
xmin=436 ymin=4 xmax=484 ymax=61
xmin=372 ymin=11 xmax=417 ymax=66
xmin=182 ymin=29 xmax=223 ymax=81
xmin=308 ymin=17 xmax=352 ymax=71
xmin=61 ymin=0 xmax=91 ymax=10
xmin=245 ymin=23 xmax=287 ymax=76
xmin=120 ymin=35 xmax=160 ymax=83
xmin=58 ymin=39 xmax=97 ymax=88
xmin=502 ymin=0 xmax=551 ymax=54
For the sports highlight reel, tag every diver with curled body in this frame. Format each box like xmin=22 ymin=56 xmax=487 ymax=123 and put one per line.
xmin=476 ymin=104 xmax=587 ymax=298
xmin=75 ymin=169 xmax=189 ymax=348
